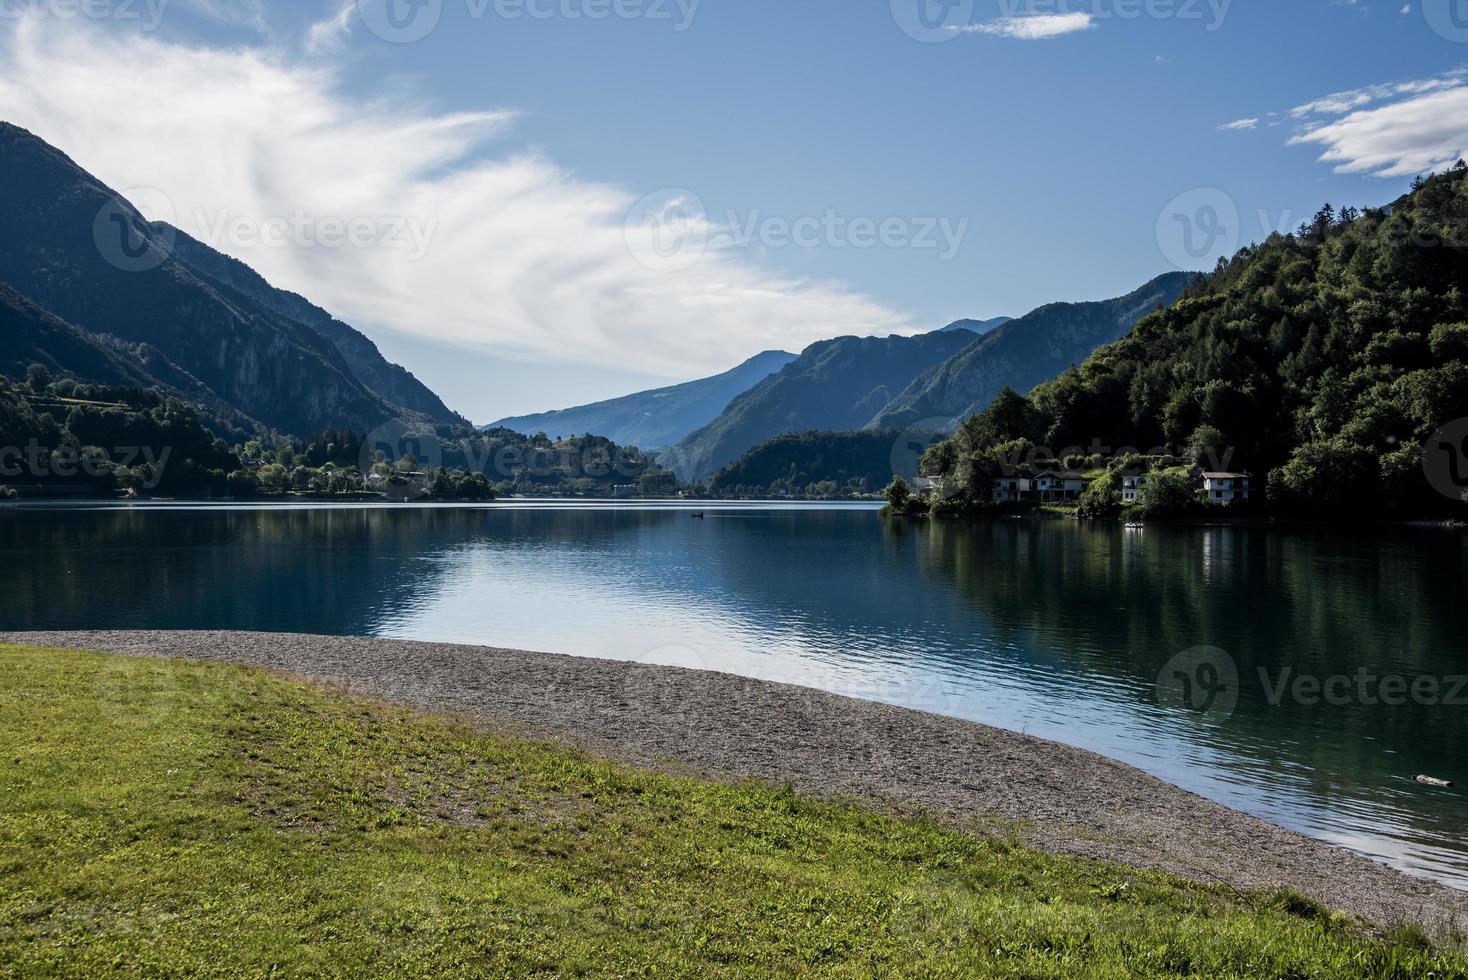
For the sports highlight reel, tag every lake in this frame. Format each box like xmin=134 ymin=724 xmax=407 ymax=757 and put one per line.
xmin=3 ymin=501 xmax=1465 ymax=889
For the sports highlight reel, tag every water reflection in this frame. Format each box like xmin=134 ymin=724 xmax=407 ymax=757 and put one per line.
xmin=1 ymin=503 xmax=1464 ymax=887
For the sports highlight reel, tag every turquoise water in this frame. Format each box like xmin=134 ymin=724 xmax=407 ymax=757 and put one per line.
xmin=3 ymin=501 xmax=1465 ymax=888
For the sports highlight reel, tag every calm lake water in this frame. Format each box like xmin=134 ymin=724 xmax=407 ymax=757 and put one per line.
xmin=3 ymin=501 xmax=1466 ymax=888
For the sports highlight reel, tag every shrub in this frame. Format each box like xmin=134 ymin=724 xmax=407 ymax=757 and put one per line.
xmin=1076 ymin=474 xmax=1121 ymax=520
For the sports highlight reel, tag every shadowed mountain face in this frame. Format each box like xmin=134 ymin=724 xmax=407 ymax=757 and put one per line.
xmin=0 ymin=123 xmax=455 ymax=437
xmin=164 ymin=228 xmax=465 ymax=427
xmin=660 ymin=331 xmax=978 ymax=481
xmin=489 ymin=350 xmax=796 ymax=451
xmin=868 ymin=273 xmax=1195 ymax=431
xmin=0 ymin=283 xmax=159 ymax=390
xmin=0 ymin=282 xmax=263 ymax=435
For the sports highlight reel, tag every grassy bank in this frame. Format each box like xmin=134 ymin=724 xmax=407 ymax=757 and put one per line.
xmin=0 ymin=644 xmax=1462 ymax=978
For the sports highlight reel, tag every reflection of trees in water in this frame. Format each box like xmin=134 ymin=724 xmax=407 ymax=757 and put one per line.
xmin=1 ymin=509 xmax=501 ymax=633
xmin=913 ymin=518 xmax=1468 ymax=802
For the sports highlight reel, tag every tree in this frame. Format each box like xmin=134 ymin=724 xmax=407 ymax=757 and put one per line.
xmin=884 ymin=477 xmax=913 ymax=513
xmin=26 ymin=363 xmax=50 ymax=393
xmin=1269 ymin=439 xmax=1377 ymax=514
xmin=1187 ymin=424 xmax=1227 ymax=469
xmin=1075 ymin=473 xmax=1120 ymax=519
xmin=1136 ymin=470 xmax=1198 ymax=517
xmin=256 ymin=463 xmax=289 ymax=495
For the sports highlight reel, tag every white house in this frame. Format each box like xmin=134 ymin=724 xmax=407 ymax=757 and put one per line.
xmin=992 ymin=477 xmax=1032 ymax=503
xmin=1202 ymin=472 xmax=1252 ymax=505
xmin=1033 ymin=471 xmax=1087 ymax=503
xmin=912 ymin=476 xmax=937 ymax=497
xmin=1121 ymin=473 xmax=1148 ymax=503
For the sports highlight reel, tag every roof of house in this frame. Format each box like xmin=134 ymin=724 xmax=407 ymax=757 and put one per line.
xmin=1202 ymin=472 xmax=1252 ymax=479
xmin=1032 ymin=470 xmax=1089 ymax=480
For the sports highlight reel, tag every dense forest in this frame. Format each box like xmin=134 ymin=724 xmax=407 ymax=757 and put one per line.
xmin=703 ymin=430 xmax=905 ymax=498
xmin=0 ymin=369 xmax=677 ymax=500
xmin=923 ymin=164 xmax=1468 ymax=518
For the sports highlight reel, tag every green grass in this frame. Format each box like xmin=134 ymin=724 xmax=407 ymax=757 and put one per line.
xmin=1 ymin=644 xmax=1463 ymax=978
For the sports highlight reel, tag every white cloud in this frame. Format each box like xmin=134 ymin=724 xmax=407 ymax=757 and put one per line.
xmin=1290 ymin=85 xmax=1468 ymax=177
xmin=1223 ymin=68 xmax=1468 ymax=177
xmin=0 ymin=16 xmax=911 ymax=380
xmin=1288 ymin=69 xmax=1468 ymax=118
xmin=953 ymin=13 xmax=1095 ymax=39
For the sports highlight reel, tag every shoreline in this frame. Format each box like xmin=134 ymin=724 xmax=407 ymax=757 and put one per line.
xmin=4 ymin=498 xmax=1462 ymax=528
xmin=5 ymin=628 xmax=1465 ymax=935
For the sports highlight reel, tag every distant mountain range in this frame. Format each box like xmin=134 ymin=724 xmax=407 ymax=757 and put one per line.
xmin=659 ymin=330 xmax=979 ymax=482
xmin=933 ymin=316 xmax=1011 ymax=335
xmin=653 ymin=275 xmax=1191 ymax=481
xmin=868 ymin=273 xmax=1194 ymax=432
xmin=489 ymin=350 xmax=796 ymax=451
xmin=0 ymin=123 xmax=464 ymax=438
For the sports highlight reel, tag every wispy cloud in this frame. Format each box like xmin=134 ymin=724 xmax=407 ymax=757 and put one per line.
xmin=175 ymin=0 xmax=267 ymax=31
xmin=1224 ymin=68 xmax=1468 ymax=178
xmin=305 ymin=1 xmax=355 ymax=55
xmin=0 ymin=15 xmax=911 ymax=381
xmin=953 ymin=13 xmax=1096 ymax=40
xmin=1291 ymin=85 xmax=1468 ymax=177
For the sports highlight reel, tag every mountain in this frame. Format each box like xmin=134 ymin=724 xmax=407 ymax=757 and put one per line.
xmin=0 ymin=282 xmax=268 ymax=435
xmin=924 ymin=167 xmax=1468 ymax=517
xmin=164 ymin=228 xmax=464 ymax=426
xmin=660 ymin=331 xmax=977 ymax=481
xmin=934 ymin=316 xmax=1011 ymax=335
xmin=489 ymin=349 xmax=796 ymax=450
xmin=0 ymin=123 xmax=450 ymax=437
xmin=868 ymin=273 xmax=1194 ymax=431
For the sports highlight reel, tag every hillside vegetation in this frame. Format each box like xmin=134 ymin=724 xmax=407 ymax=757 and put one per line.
xmin=0 ymin=372 xmax=673 ymax=500
xmin=925 ymin=166 xmax=1468 ymax=517
xmin=704 ymin=429 xmax=907 ymax=498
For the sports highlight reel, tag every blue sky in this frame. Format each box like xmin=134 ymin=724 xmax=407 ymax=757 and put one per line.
xmin=1 ymin=0 xmax=1465 ymax=421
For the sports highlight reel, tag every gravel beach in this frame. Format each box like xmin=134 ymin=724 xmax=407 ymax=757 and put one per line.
xmin=5 ymin=629 xmax=1465 ymax=934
